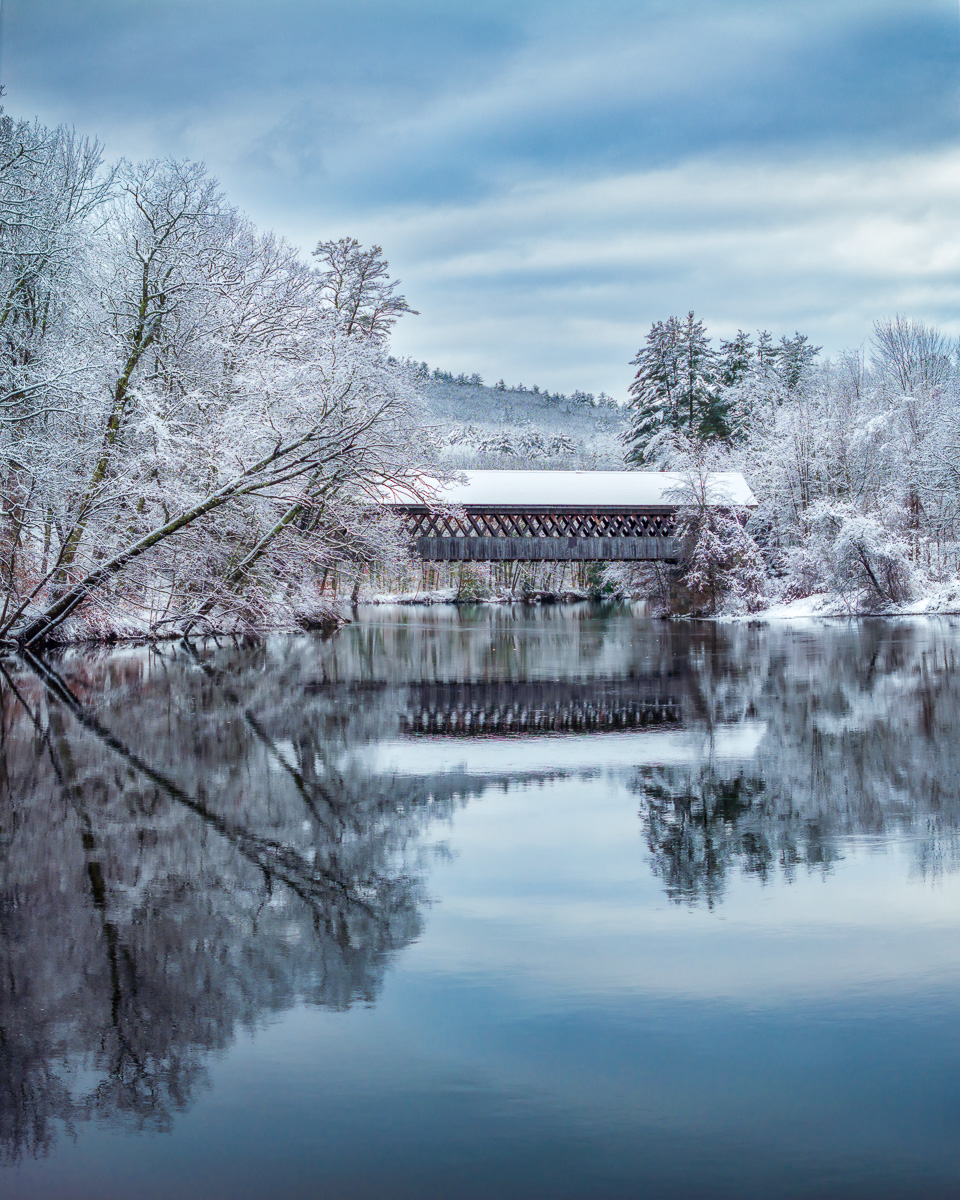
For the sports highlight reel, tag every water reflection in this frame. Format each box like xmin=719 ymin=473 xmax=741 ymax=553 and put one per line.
xmin=1 ymin=606 xmax=960 ymax=1181
xmin=632 ymin=618 xmax=960 ymax=907
xmin=0 ymin=643 xmax=440 ymax=1164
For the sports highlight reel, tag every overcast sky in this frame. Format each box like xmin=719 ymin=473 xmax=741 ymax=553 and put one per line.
xmin=6 ymin=1 xmax=960 ymax=395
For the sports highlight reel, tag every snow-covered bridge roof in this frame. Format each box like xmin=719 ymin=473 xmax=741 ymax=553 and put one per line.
xmin=381 ymin=470 xmax=757 ymax=508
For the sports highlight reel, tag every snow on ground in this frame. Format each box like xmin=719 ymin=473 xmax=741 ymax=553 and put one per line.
xmin=367 ymin=586 xmax=960 ymax=620
xmin=732 ymin=593 xmax=842 ymax=622
xmin=727 ymin=588 xmax=960 ymax=622
xmin=899 ymin=582 xmax=960 ymax=615
xmin=365 ymin=588 xmax=459 ymax=605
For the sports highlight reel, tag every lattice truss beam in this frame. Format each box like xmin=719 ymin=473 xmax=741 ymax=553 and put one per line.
xmin=399 ymin=507 xmax=678 ymax=539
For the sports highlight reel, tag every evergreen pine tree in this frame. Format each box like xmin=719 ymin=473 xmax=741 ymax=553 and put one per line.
xmin=775 ymin=332 xmax=821 ymax=391
xmin=625 ymin=311 xmax=720 ymax=463
xmin=624 ymin=316 xmax=683 ymax=465
xmin=676 ymin=311 xmax=718 ymax=435
xmin=756 ymin=330 xmax=776 ymax=373
xmin=719 ymin=330 xmax=754 ymax=388
xmin=709 ymin=329 xmax=754 ymax=442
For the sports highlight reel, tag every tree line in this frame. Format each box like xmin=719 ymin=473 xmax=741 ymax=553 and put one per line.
xmin=625 ymin=314 xmax=818 ymax=461
xmin=418 ymin=361 xmax=616 ymax=409
xmin=0 ymin=111 xmax=428 ymax=647
xmin=622 ymin=310 xmax=960 ymax=614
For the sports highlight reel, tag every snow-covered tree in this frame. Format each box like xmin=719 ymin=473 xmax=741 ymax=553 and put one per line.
xmin=718 ymin=330 xmax=754 ymax=390
xmin=625 ymin=311 xmax=719 ymax=465
xmin=667 ymin=442 xmax=767 ymax=614
xmin=312 ymin=236 xmax=418 ymax=340
xmin=872 ymin=316 xmax=953 ymax=398
xmin=801 ymin=502 xmax=914 ymax=609
xmin=774 ymin=332 xmax=821 ymax=393
xmin=0 ymin=118 xmax=114 ymax=620
xmin=0 ymin=106 xmax=432 ymax=646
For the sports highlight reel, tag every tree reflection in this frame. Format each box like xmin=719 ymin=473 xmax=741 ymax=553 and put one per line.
xmin=633 ymin=621 xmax=960 ymax=906
xmin=4 ymin=611 xmax=960 ymax=1159
xmin=0 ymin=643 xmax=455 ymax=1164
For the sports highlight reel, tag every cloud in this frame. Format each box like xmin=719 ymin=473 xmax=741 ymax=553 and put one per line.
xmin=10 ymin=0 xmax=957 ymax=201
xmin=202 ymin=0 xmax=959 ymax=216
xmin=366 ymin=149 xmax=960 ymax=395
xmin=6 ymin=0 xmax=959 ymax=391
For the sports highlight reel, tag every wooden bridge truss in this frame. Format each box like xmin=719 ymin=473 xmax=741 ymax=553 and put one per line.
xmin=397 ymin=506 xmax=681 ymax=562
xmin=382 ymin=470 xmax=756 ymax=563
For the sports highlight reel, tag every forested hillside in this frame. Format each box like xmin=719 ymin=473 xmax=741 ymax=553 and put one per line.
xmin=413 ymin=366 xmax=627 ymax=468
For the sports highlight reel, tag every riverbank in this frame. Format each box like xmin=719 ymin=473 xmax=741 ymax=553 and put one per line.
xmin=10 ymin=584 xmax=960 ymax=648
xmin=1 ymin=601 xmax=344 ymax=650
xmin=728 ymin=585 xmax=960 ymax=621
xmin=364 ymin=588 xmax=960 ymax=622
xmin=362 ymin=585 xmax=599 ymax=606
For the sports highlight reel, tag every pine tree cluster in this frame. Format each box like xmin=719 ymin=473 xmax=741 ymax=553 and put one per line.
xmin=625 ymin=313 xmax=819 ymax=465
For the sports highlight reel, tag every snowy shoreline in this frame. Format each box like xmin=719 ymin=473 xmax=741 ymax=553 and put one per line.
xmin=363 ymin=585 xmax=960 ymax=619
xmin=724 ymin=588 xmax=960 ymax=622
xmin=10 ymin=589 xmax=960 ymax=651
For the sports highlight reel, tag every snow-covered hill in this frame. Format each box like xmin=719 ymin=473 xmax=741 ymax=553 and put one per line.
xmin=413 ymin=366 xmax=629 ymax=469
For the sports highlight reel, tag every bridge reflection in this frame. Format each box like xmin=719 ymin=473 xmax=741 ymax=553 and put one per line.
xmin=399 ymin=678 xmax=681 ymax=735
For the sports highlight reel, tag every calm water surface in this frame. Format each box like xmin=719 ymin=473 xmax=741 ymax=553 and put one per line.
xmin=3 ymin=605 xmax=960 ymax=1199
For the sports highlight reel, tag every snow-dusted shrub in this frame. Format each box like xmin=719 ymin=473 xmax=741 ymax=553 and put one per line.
xmin=454 ymin=563 xmax=491 ymax=601
xmin=677 ymin=506 xmax=768 ymax=614
xmin=602 ymin=562 xmax=673 ymax=612
xmin=657 ymin=444 xmax=768 ymax=615
xmin=806 ymin=502 xmax=915 ymax=609
xmin=778 ymin=546 xmax=828 ymax=601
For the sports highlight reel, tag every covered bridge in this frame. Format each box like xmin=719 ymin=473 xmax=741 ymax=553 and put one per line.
xmin=382 ymin=470 xmax=757 ymax=563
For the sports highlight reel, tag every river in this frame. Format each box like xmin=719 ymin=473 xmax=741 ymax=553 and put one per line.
xmin=2 ymin=604 xmax=960 ymax=1198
